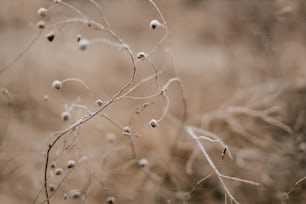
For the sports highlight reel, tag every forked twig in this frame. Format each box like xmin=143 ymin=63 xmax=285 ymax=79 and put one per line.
xmin=186 ymin=126 xmax=259 ymax=204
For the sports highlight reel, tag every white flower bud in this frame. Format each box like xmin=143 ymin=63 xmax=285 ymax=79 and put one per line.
xmin=150 ymin=19 xmax=161 ymax=30
xmin=43 ymin=95 xmax=49 ymax=102
xmin=67 ymin=160 xmax=76 ymax=169
xmin=107 ymin=196 xmax=115 ymax=204
xmin=61 ymin=111 xmax=71 ymax=121
xmin=137 ymin=52 xmax=146 ymax=59
xmin=150 ymin=119 xmax=158 ymax=128
xmin=138 ymin=158 xmax=148 ymax=167
xmin=78 ymin=39 xmax=89 ymax=50
xmin=37 ymin=8 xmax=48 ymax=17
xmin=52 ymin=80 xmax=62 ymax=90
xmin=123 ymin=126 xmax=131 ymax=134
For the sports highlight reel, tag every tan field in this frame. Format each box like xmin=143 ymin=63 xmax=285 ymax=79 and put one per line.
xmin=0 ymin=0 xmax=305 ymax=203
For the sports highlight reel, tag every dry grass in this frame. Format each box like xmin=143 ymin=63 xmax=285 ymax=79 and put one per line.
xmin=0 ymin=0 xmax=305 ymax=203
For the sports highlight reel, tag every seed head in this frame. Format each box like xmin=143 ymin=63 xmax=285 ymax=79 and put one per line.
xmin=78 ymin=39 xmax=89 ymax=50
xmin=61 ymin=111 xmax=71 ymax=121
xmin=50 ymin=161 xmax=56 ymax=169
xmin=138 ymin=158 xmax=148 ymax=167
xmin=137 ymin=52 xmax=147 ymax=59
xmin=107 ymin=196 xmax=116 ymax=204
xmin=46 ymin=32 xmax=55 ymax=42
xmin=37 ymin=8 xmax=48 ymax=17
xmin=52 ymin=80 xmax=62 ymax=90
xmin=70 ymin=189 xmax=81 ymax=199
xmin=77 ymin=34 xmax=82 ymax=42
xmin=55 ymin=168 xmax=63 ymax=176
xmin=123 ymin=126 xmax=131 ymax=134
xmin=49 ymin=184 xmax=56 ymax=192
xmin=150 ymin=19 xmax=161 ymax=30
xmin=96 ymin=99 xmax=104 ymax=106
xmin=37 ymin=21 xmax=46 ymax=29
xmin=150 ymin=119 xmax=159 ymax=128
xmin=67 ymin=160 xmax=76 ymax=169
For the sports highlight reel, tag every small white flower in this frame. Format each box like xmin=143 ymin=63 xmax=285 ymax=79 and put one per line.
xmin=137 ymin=51 xmax=147 ymax=59
xmin=37 ymin=8 xmax=48 ymax=17
xmin=150 ymin=19 xmax=161 ymax=30
xmin=52 ymin=80 xmax=62 ymax=90
xmin=78 ymin=39 xmax=89 ymax=50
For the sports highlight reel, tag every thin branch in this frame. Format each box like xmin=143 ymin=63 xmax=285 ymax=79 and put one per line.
xmin=0 ymin=30 xmax=43 ymax=75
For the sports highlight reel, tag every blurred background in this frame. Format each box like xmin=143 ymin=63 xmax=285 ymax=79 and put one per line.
xmin=0 ymin=0 xmax=305 ymax=203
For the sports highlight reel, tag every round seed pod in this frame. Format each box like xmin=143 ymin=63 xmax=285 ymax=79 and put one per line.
xmin=55 ymin=168 xmax=63 ymax=176
xmin=61 ymin=111 xmax=71 ymax=121
xmin=52 ymin=80 xmax=62 ymax=90
xmin=46 ymin=32 xmax=55 ymax=42
xmin=37 ymin=8 xmax=48 ymax=17
xmin=150 ymin=119 xmax=159 ymax=128
xmin=67 ymin=160 xmax=76 ymax=169
xmin=150 ymin=19 xmax=161 ymax=30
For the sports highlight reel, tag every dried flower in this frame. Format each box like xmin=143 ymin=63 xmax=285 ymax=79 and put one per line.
xmin=49 ymin=184 xmax=56 ymax=192
xmin=55 ymin=168 xmax=63 ymax=176
xmin=137 ymin=52 xmax=146 ymax=59
xmin=107 ymin=196 xmax=116 ymax=204
xmin=105 ymin=133 xmax=116 ymax=143
xmin=150 ymin=19 xmax=161 ymax=30
xmin=52 ymin=80 xmax=62 ymax=90
xmin=61 ymin=111 xmax=71 ymax=121
xmin=37 ymin=21 xmax=46 ymax=29
xmin=46 ymin=32 xmax=55 ymax=42
xmin=70 ymin=189 xmax=81 ymax=199
xmin=77 ymin=34 xmax=82 ymax=42
xmin=37 ymin=8 xmax=48 ymax=17
xmin=67 ymin=160 xmax=76 ymax=169
xmin=78 ymin=39 xmax=89 ymax=50
xmin=138 ymin=158 xmax=148 ymax=167
xmin=50 ymin=161 xmax=56 ymax=169
xmin=123 ymin=126 xmax=131 ymax=134
xmin=150 ymin=119 xmax=159 ymax=128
